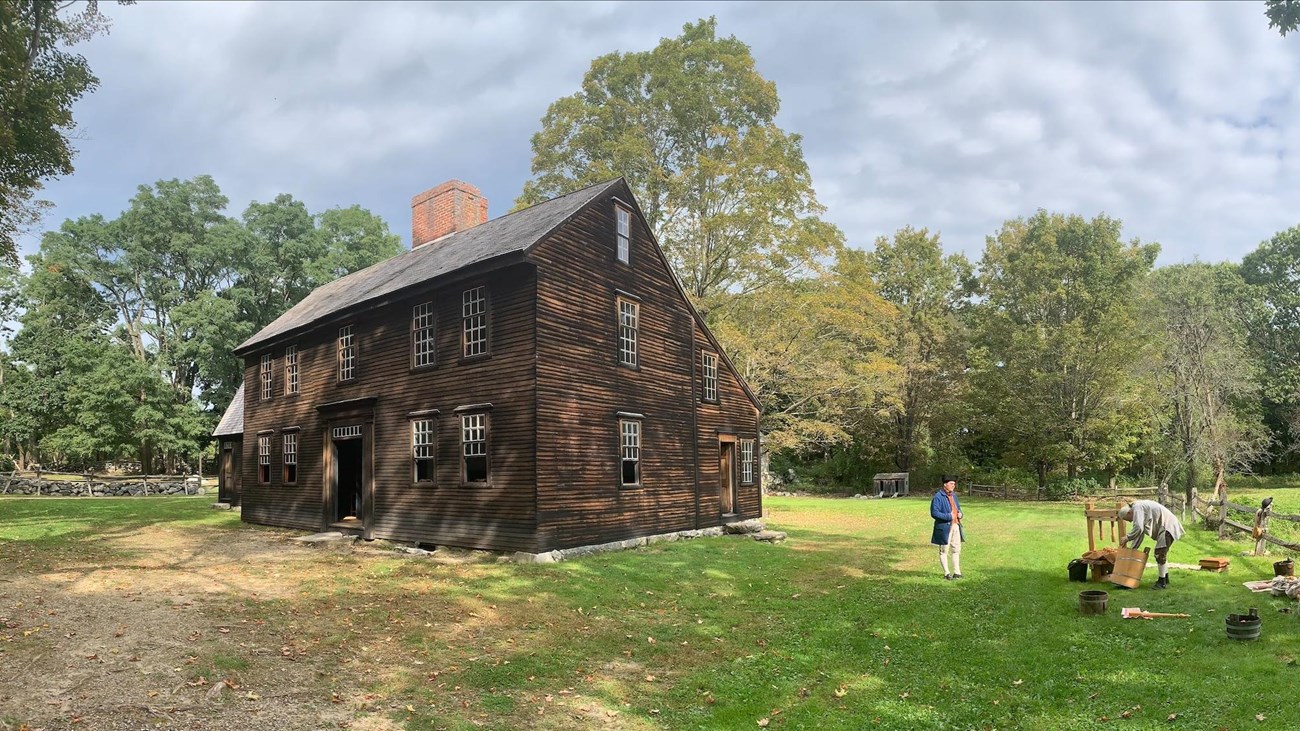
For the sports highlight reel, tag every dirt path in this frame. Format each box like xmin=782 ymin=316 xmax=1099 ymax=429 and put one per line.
xmin=0 ymin=523 xmax=389 ymax=731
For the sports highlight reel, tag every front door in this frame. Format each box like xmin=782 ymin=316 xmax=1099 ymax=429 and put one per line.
xmin=327 ymin=424 xmax=370 ymax=534
xmin=720 ymin=441 xmax=737 ymax=516
xmin=218 ymin=448 xmax=233 ymax=503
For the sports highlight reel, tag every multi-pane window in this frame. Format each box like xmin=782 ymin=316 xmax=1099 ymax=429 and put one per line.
xmin=413 ymin=419 xmax=435 ymax=483
xmin=702 ymin=351 xmax=719 ymax=402
xmin=282 ymin=432 xmax=298 ymax=484
xmin=412 ymin=302 xmax=435 ymax=368
xmin=260 ymin=354 xmax=273 ymax=400
xmin=258 ymin=435 xmax=271 ymax=484
xmin=338 ymin=325 xmax=355 ymax=381
xmin=284 ymin=346 xmax=298 ymax=395
xmin=740 ymin=439 xmax=755 ymax=485
xmin=462 ymin=287 xmax=487 ymax=358
xmin=618 ymin=299 xmax=639 ymax=367
xmin=461 ymin=413 xmax=488 ymax=483
xmin=616 ymin=206 xmax=631 ymax=264
xmin=620 ymin=419 xmax=641 ymax=486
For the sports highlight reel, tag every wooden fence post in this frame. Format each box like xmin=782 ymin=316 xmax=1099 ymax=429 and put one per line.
xmin=1217 ymin=488 xmax=1229 ymax=540
xmin=1254 ymin=503 xmax=1273 ymax=556
xmin=1 ymin=470 xmax=12 ymax=494
xmin=1004 ymin=484 xmax=1010 ymax=499
xmin=83 ymin=473 xmax=91 ymax=497
xmin=142 ymin=473 xmax=149 ymax=496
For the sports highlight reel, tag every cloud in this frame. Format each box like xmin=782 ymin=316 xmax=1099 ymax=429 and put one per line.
xmin=27 ymin=0 xmax=1300 ymax=270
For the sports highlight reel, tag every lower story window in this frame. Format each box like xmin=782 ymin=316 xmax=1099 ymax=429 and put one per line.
xmin=461 ymin=413 xmax=488 ymax=483
xmin=620 ymin=419 xmax=641 ymax=486
xmin=282 ymin=432 xmax=298 ymax=484
xmin=740 ymin=438 xmax=755 ymax=485
xmin=413 ymin=418 xmax=435 ymax=483
xmin=258 ymin=435 xmax=271 ymax=484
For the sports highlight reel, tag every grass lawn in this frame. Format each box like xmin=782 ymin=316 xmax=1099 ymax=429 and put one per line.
xmin=1 ymin=493 xmax=1298 ymax=730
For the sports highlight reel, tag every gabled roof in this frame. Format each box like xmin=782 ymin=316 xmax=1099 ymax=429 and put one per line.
xmin=212 ymin=383 xmax=244 ymax=437
xmin=234 ymin=179 xmax=622 ymax=355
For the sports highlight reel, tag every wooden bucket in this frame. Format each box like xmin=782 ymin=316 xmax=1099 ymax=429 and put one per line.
xmin=1107 ymin=547 xmax=1149 ymax=589
xmin=1078 ymin=590 xmax=1108 ymax=616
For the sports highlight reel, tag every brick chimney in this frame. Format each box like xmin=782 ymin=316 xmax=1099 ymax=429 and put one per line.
xmin=410 ymin=180 xmax=488 ymax=248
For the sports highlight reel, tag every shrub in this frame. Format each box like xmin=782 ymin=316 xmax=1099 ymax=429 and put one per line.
xmin=1044 ymin=477 xmax=1102 ymax=501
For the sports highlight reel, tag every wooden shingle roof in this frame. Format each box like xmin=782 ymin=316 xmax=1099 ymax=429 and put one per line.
xmin=212 ymin=382 xmax=244 ymax=437
xmin=234 ymin=179 xmax=622 ymax=355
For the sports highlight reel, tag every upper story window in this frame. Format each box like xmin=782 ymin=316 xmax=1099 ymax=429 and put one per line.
xmin=282 ymin=432 xmax=298 ymax=484
xmin=257 ymin=435 xmax=271 ymax=484
xmin=259 ymin=354 xmax=273 ymax=400
xmin=618 ymin=298 xmax=639 ymax=368
xmin=740 ymin=439 xmax=755 ymax=485
xmin=338 ymin=325 xmax=355 ymax=381
xmin=412 ymin=418 xmax=435 ymax=483
xmin=412 ymin=301 xmax=435 ymax=368
xmin=702 ymin=351 xmax=719 ymax=403
xmin=462 ymin=287 xmax=487 ymax=358
xmin=461 ymin=412 xmax=489 ymax=484
xmin=620 ymin=418 xmax=641 ymax=487
xmin=284 ymin=346 xmax=298 ymax=395
xmin=615 ymin=206 xmax=631 ymax=264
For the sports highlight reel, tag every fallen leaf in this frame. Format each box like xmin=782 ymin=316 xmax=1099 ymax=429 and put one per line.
xmin=833 ymin=686 xmax=848 ymax=698
xmin=757 ymin=719 xmax=770 ymax=728
xmin=1013 ymin=679 xmax=1024 ymax=686
xmin=644 ymin=674 xmax=656 ymax=682
xmin=1167 ymin=713 xmax=1178 ymax=720
xmin=1121 ymin=711 xmax=1132 ymax=719
xmin=245 ymin=692 xmax=261 ymax=701
xmin=1256 ymin=714 xmax=1266 ymax=722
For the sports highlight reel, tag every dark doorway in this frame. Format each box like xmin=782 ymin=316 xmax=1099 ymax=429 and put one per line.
xmin=720 ymin=441 xmax=737 ymax=516
xmin=335 ymin=439 xmax=363 ymax=523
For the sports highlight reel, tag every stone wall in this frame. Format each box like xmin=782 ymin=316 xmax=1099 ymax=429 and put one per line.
xmin=1 ymin=477 xmax=205 ymax=497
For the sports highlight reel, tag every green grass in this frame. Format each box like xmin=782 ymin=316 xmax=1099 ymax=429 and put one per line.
xmin=2 ymin=495 xmax=1298 ymax=729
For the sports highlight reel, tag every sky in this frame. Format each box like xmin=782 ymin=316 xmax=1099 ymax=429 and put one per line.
xmin=24 ymin=0 xmax=1300 ymax=268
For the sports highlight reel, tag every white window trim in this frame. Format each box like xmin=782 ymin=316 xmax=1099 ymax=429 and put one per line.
xmin=618 ymin=298 xmax=639 ymax=367
xmin=260 ymin=354 xmax=273 ymax=400
xmin=702 ymin=351 xmax=719 ymax=403
xmin=338 ymin=325 xmax=355 ymax=381
xmin=412 ymin=301 xmax=436 ymax=368
xmin=412 ymin=418 xmax=436 ymax=483
xmin=282 ymin=432 xmax=298 ymax=484
xmin=284 ymin=346 xmax=298 ymax=395
xmin=461 ymin=412 xmax=489 ymax=484
xmin=258 ymin=435 xmax=271 ymax=484
xmin=462 ymin=287 xmax=488 ymax=358
xmin=740 ymin=439 xmax=755 ymax=485
xmin=620 ymin=418 xmax=641 ymax=487
xmin=615 ymin=206 xmax=631 ymax=264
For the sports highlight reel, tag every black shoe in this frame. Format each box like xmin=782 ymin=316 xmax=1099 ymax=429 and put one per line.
xmin=943 ymin=574 xmax=953 ymax=580
xmin=953 ymin=574 xmax=963 ymax=579
xmin=1152 ymin=577 xmax=1168 ymax=590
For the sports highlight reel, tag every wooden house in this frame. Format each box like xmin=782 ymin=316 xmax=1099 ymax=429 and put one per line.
xmin=223 ymin=178 xmax=761 ymax=552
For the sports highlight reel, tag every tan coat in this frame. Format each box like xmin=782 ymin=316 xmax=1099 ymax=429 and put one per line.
xmin=1124 ymin=500 xmax=1184 ymax=549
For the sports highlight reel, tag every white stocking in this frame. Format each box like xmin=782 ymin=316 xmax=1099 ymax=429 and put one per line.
xmin=939 ymin=549 xmax=950 ymax=575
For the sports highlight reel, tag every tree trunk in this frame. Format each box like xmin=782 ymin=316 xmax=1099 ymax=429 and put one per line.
xmin=1037 ymin=462 xmax=1047 ymax=490
xmin=1184 ymin=461 xmax=1197 ymax=504
xmin=1067 ymin=462 xmax=1077 ymax=480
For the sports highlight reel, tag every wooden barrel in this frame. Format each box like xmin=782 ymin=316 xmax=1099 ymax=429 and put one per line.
xmin=1274 ymin=559 xmax=1293 ymax=577
xmin=1078 ymin=590 xmax=1108 ymax=616
xmin=1107 ymin=547 xmax=1149 ymax=589
xmin=1226 ymin=610 xmax=1261 ymax=641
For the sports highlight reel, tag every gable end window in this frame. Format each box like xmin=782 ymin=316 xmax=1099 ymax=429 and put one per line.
xmin=618 ymin=298 xmax=639 ymax=367
xmin=615 ymin=205 xmax=631 ymax=264
xmin=620 ymin=418 xmax=641 ymax=487
xmin=284 ymin=346 xmax=298 ymax=395
xmin=412 ymin=418 xmax=436 ymax=483
xmin=260 ymin=354 xmax=273 ymax=400
xmin=462 ymin=287 xmax=488 ymax=358
xmin=338 ymin=325 xmax=355 ymax=381
xmin=258 ymin=435 xmax=271 ymax=484
xmin=740 ymin=439 xmax=755 ymax=485
xmin=461 ymin=412 xmax=489 ymax=484
xmin=282 ymin=432 xmax=298 ymax=484
xmin=412 ymin=301 xmax=435 ymax=368
xmin=702 ymin=351 xmax=719 ymax=403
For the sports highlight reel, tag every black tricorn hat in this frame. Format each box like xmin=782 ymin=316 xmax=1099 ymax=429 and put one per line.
xmin=941 ymin=474 xmax=958 ymax=484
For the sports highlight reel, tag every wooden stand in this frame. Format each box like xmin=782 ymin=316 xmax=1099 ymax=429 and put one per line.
xmin=1085 ymin=501 xmax=1128 ymax=552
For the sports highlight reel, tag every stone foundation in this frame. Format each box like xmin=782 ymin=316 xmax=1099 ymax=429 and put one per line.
xmin=0 ymin=477 xmax=205 ymax=497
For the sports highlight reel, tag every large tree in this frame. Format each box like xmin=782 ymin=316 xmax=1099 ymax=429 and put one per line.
xmin=1143 ymin=263 xmax=1269 ymax=499
xmin=516 ymin=17 xmax=842 ymax=315
xmin=970 ymin=211 xmax=1159 ymax=487
xmin=1266 ymin=0 xmax=1300 ymax=36
xmin=866 ymin=227 xmax=972 ymax=472
xmin=0 ymin=0 xmax=122 ymax=263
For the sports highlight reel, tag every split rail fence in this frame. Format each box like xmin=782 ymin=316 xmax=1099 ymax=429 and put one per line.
xmin=1182 ymin=487 xmax=1300 ymax=556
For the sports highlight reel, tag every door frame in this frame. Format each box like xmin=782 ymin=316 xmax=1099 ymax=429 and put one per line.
xmin=719 ymin=434 xmax=738 ymax=518
xmin=317 ymin=397 xmax=377 ymax=539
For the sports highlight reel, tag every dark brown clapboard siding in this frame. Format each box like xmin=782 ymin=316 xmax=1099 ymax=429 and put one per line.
xmin=531 ymin=185 xmax=760 ymax=550
xmin=239 ymin=263 xmax=539 ymax=552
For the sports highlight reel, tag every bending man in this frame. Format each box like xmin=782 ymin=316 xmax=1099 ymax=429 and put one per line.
xmin=1119 ymin=500 xmax=1184 ymax=590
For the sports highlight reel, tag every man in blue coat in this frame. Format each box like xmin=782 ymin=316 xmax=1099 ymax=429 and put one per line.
xmin=931 ymin=475 xmax=965 ymax=580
